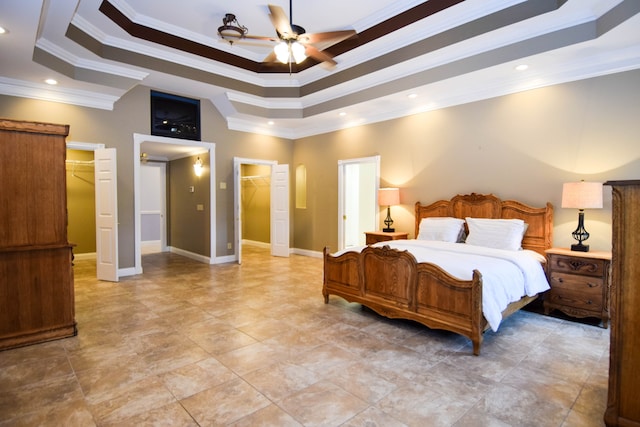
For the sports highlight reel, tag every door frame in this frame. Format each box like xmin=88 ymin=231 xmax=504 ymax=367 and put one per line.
xmin=66 ymin=141 xmax=109 ymax=279
xmin=140 ymin=161 xmax=167 ymax=254
xmin=233 ymin=157 xmax=282 ymax=264
xmin=337 ymin=155 xmax=380 ymax=250
xmin=133 ymin=133 xmax=216 ymax=274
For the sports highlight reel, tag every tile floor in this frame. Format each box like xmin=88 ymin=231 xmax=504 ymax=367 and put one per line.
xmin=0 ymin=246 xmax=610 ymax=426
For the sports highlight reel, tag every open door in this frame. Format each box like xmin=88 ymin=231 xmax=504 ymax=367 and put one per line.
xmin=271 ymin=164 xmax=290 ymax=257
xmin=94 ymin=148 xmax=118 ymax=281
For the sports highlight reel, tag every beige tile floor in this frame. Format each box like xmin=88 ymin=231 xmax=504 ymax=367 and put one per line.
xmin=0 ymin=245 xmax=610 ymax=426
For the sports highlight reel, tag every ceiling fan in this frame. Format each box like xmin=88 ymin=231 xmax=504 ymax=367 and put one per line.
xmin=218 ymin=1 xmax=357 ymax=67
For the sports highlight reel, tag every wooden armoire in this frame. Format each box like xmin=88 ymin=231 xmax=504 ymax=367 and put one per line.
xmin=604 ymin=180 xmax=640 ymax=427
xmin=0 ymin=118 xmax=77 ymax=350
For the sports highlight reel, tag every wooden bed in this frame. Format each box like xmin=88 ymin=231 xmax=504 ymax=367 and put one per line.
xmin=322 ymin=193 xmax=553 ymax=355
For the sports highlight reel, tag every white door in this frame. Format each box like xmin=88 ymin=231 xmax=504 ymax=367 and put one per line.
xmin=270 ymin=164 xmax=290 ymax=257
xmin=338 ymin=156 xmax=380 ymax=250
xmin=94 ymin=148 xmax=119 ymax=281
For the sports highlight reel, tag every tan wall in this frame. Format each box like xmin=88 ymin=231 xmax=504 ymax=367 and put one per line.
xmin=66 ymin=149 xmax=96 ymax=254
xmin=168 ymin=154 xmax=211 ymax=256
xmin=2 ymin=69 xmax=639 ymax=263
xmin=294 ymin=70 xmax=640 ymax=253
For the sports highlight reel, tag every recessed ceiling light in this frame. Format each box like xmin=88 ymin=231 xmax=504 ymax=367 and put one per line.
xmin=268 ymin=120 xmax=274 ymax=125
xmin=45 ymin=78 xmax=58 ymax=85
xmin=515 ymin=64 xmax=529 ymax=71
xmin=339 ymin=112 xmax=347 ymax=116
xmin=408 ymin=93 xmax=418 ymax=99
xmin=0 ymin=26 xmax=7 ymax=35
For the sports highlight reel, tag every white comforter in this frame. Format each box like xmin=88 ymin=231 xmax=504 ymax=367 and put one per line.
xmin=334 ymin=240 xmax=550 ymax=331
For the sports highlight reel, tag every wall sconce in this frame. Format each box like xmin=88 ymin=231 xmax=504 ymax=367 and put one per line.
xmin=378 ymin=188 xmax=400 ymax=232
xmin=193 ymin=157 xmax=203 ymax=177
xmin=561 ymin=181 xmax=603 ymax=252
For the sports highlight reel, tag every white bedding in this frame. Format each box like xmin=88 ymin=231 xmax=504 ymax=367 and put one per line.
xmin=333 ymin=240 xmax=550 ymax=331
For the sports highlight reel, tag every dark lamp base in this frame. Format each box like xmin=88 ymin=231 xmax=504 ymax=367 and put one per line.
xmin=383 ymin=228 xmax=395 ymax=232
xmin=571 ymin=243 xmax=589 ymax=252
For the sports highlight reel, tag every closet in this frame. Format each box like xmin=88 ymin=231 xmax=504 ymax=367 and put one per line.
xmin=604 ymin=180 xmax=640 ymax=426
xmin=0 ymin=118 xmax=76 ymax=350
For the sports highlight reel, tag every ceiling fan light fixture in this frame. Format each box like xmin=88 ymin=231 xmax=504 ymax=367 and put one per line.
xmin=274 ymin=41 xmax=307 ymax=64
xmin=291 ymin=41 xmax=306 ymax=64
xmin=274 ymin=41 xmax=290 ymax=63
xmin=217 ymin=13 xmax=248 ymax=41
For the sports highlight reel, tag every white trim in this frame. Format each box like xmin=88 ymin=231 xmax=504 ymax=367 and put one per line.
xmin=73 ymin=252 xmax=96 ymax=260
xmin=214 ymin=254 xmax=237 ymax=264
xmin=169 ymin=246 xmax=210 ymax=264
xmin=67 ymin=141 xmax=105 ymax=150
xmin=242 ymin=239 xmax=271 ymax=249
xmin=118 ymin=267 xmax=137 ymax=277
xmin=292 ymin=248 xmax=323 ymax=259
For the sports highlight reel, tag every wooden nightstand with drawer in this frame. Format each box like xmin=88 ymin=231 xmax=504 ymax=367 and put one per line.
xmin=364 ymin=231 xmax=409 ymax=245
xmin=544 ymin=248 xmax=611 ymax=328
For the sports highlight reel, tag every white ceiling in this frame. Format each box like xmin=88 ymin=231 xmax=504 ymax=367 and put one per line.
xmin=1 ymin=0 xmax=639 ymax=140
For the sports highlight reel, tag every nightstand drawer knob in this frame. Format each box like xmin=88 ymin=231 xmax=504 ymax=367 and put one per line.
xmin=557 ymin=277 xmax=564 ymax=283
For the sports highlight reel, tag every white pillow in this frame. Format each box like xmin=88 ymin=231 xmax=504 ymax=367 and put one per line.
xmin=465 ymin=217 xmax=526 ymax=251
xmin=417 ymin=217 xmax=465 ymax=242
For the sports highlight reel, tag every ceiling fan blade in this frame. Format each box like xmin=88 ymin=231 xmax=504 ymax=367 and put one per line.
xmin=263 ymin=50 xmax=277 ymax=63
xmin=299 ymin=30 xmax=356 ymax=45
xmin=304 ymin=45 xmax=337 ymax=67
xmin=268 ymin=4 xmax=293 ymax=38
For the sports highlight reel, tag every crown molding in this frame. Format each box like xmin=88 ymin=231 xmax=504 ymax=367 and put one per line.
xmin=0 ymin=76 xmax=120 ymax=110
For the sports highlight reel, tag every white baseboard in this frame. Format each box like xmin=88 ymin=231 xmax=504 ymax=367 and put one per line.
xmin=241 ymin=239 xmax=271 ymax=249
xmin=292 ymin=248 xmax=323 ymax=258
xmin=214 ymin=254 xmax=237 ymax=264
xmin=73 ymin=252 xmax=96 ymax=261
xmin=169 ymin=246 xmax=211 ymax=264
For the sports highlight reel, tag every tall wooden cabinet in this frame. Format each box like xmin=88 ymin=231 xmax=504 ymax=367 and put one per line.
xmin=604 ymin=180 xmax=640 ymax=427
xmin=0 ymin=118 xmax=76 ymax=350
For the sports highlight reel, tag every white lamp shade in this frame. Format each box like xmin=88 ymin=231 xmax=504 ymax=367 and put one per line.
xmin=290 ymin=42 xmax=307 ymax=64
xmin=378 ymin=188 xmax=400 ymax=206
xmin=274 ymin=42 xmax=290 ymax=64
xmin=561 ymin=181 xmax=603 ymax=209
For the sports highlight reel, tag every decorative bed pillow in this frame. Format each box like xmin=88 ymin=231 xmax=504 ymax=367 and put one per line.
xmin=417 ymin=217 xmax=465 ymax=242
xmin=465 ymin=217 xmax=526 ymax=251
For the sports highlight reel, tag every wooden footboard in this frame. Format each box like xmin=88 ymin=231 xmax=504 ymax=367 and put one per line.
xmin=323 ymin=245 xmax=486 ymax=355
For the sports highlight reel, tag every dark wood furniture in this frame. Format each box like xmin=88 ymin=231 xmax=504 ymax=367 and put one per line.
xmin=604 ymin=180 xmax=640 ymax=427
xmin=323 ymin=193 xmax=553 ymax=355
xmin=544 ymin=248 xmax=611 ymax=328
xmin=0 ymin=118 xmax=77 ymax=351
xmin=365 ymin=231 xmax=409 ymax=245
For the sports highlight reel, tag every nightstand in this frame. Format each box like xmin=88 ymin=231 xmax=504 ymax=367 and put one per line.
xmin=364 ymin=231 xmax=409 ymax=245
xmin=544 ymin=247 xmax=611 ymax=328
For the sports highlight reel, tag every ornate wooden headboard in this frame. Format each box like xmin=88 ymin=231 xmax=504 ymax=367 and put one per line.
xmin=414 ymin=193 xmax=553 ymax=256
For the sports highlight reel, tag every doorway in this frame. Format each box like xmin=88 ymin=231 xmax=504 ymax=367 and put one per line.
xmin=233 ymin=158 xmax=290 ymax=264
xmin=66 ymin=141 xmax=108 ymax=280
xmin=140 ymin=161 xmax=166 ymax=254
xmin=338 ymin=155 xmax=380 ymax=250
xmin=133 ymin=133 xmax=216 ymax=275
